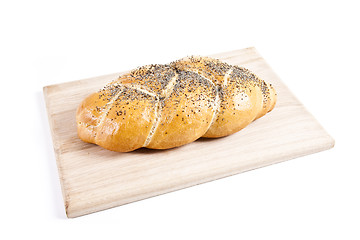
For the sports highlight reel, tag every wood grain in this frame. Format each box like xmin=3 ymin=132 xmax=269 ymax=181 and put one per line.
xmin=43 ymin=47 xmax=334 ymax=218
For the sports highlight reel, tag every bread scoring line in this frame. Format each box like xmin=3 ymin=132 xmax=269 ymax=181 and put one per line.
xmin=121 ymin=83 xmax=157 ymax=98
xmin=112 ymin=83 xmax=161 ymax=147
xmin=143 ymin=100 xmax=161 ymax=147
xmin=143 ymin=72 xmax=178 ymax=147
xmin=94 ymin=86 xmax=126 ymax=141
xmin=222 ymin=68 xmax=233 ymax=87
xmin=208 ymin=68 xmax=233 ymax=127
xmin=186 ymin=70 xmax=216 ymax=88
xmin=162 ymin=71 xmax=179 ymax=98
xmin=184 ymin=70 xmax=221 ymax=132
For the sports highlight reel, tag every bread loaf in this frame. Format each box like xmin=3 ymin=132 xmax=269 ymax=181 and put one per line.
xmin=76 ymin=56 xmax=277 ymax=152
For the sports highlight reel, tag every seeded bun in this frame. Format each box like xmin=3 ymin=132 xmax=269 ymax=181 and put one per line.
xmin=171 ymin=57 xmax=277 ymax=137
xmin=76 ymin=56 xmax=277 ymax=152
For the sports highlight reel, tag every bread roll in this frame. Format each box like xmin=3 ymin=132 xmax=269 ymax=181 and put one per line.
xmin=76 ymin=56 xmax=277 ymax=152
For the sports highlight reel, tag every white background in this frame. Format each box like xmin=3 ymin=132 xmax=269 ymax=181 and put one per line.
xmin=1 ymin=0 xmax=359 ymax=239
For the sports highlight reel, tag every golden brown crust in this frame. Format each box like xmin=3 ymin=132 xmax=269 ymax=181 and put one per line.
xmin=202 ymin=71 xmax=262 ymax=138
xmin=76 ymin=56 xmax=277 ymax=152
xmin=95 ymin=87 xmax=157 ymax=152
xmin=147 ymin=71 xmax=217 ymax=149
xmin=76 ymin=84 xmax=158 ymax=152
xmin=171 ymin=56 xmax=232 ymax=86
xmin=171 ymin=57 xmax=277 ymax=138
xmin=119 ymin=64 xmax=176 ymax=95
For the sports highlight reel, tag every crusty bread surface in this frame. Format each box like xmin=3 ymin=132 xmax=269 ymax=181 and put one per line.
xmin=76 ymin=56 xmax=277 ymax=152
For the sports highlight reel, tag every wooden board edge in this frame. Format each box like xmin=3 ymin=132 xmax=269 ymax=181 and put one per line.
xmin=67 ymin=135 xmax=334 ymax=218
xmin=43 ymin=87 xmax=70 ymax=217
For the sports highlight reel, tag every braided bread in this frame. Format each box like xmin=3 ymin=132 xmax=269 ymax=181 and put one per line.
xmin=76 ymin=56 xmax=277 ymax=152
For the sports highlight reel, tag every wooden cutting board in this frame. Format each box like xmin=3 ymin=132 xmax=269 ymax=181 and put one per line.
xmin=43 ymin=47 xmax=334 ymax=218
